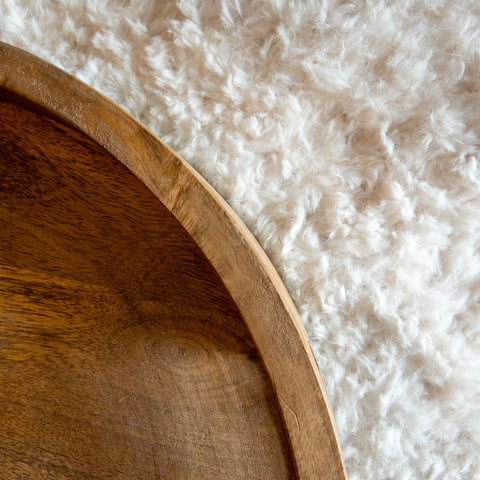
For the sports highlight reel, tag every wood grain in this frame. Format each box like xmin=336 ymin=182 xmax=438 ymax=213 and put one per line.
xmin=0 ymin=42 xmax=347 ymax=479
xmin=0 ymin=98 xmax=296 ymax=479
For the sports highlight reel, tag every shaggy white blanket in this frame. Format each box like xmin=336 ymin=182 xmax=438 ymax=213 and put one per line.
xmin=1 ymin=1 xmax=479 ymax=478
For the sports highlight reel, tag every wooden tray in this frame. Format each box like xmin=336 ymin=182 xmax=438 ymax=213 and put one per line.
xmin=0 ymin=43 xmax=346 ymax=480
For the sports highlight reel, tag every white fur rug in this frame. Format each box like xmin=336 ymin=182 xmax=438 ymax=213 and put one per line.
xmin=1 ymin=1 xmax=479 ymax=478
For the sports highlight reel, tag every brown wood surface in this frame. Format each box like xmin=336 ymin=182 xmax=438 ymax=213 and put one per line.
xmin=0 ymin=98 xmax=296 ymax=479
xmin=0 ymin=42 xmax=347 ymax=479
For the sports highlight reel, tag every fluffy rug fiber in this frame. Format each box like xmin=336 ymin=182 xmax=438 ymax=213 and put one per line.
xmin=1 ymin=1 xmax=479 ymax=478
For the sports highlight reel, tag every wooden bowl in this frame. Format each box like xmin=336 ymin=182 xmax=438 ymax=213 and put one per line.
xmin=0 ymin=43 xmax=346 ymax=480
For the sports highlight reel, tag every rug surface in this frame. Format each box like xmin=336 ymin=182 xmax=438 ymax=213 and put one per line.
xmin=1 ymin=1 xmax=479 ymax=478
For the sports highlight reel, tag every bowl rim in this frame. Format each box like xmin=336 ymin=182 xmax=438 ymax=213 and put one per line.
xmin=0 ymin=41 xmax=346 ymax=480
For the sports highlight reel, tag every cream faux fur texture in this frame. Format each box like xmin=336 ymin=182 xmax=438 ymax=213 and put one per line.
xmin=1 ymin=1 xmax=479 ymax=479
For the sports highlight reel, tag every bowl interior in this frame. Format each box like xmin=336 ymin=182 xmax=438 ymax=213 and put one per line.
xmin=0 ymin=97 xmax=296 ymax=479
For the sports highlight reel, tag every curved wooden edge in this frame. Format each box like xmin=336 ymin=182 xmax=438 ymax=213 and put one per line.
xmin=0 ymin=42 xmax=347 ymax=480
